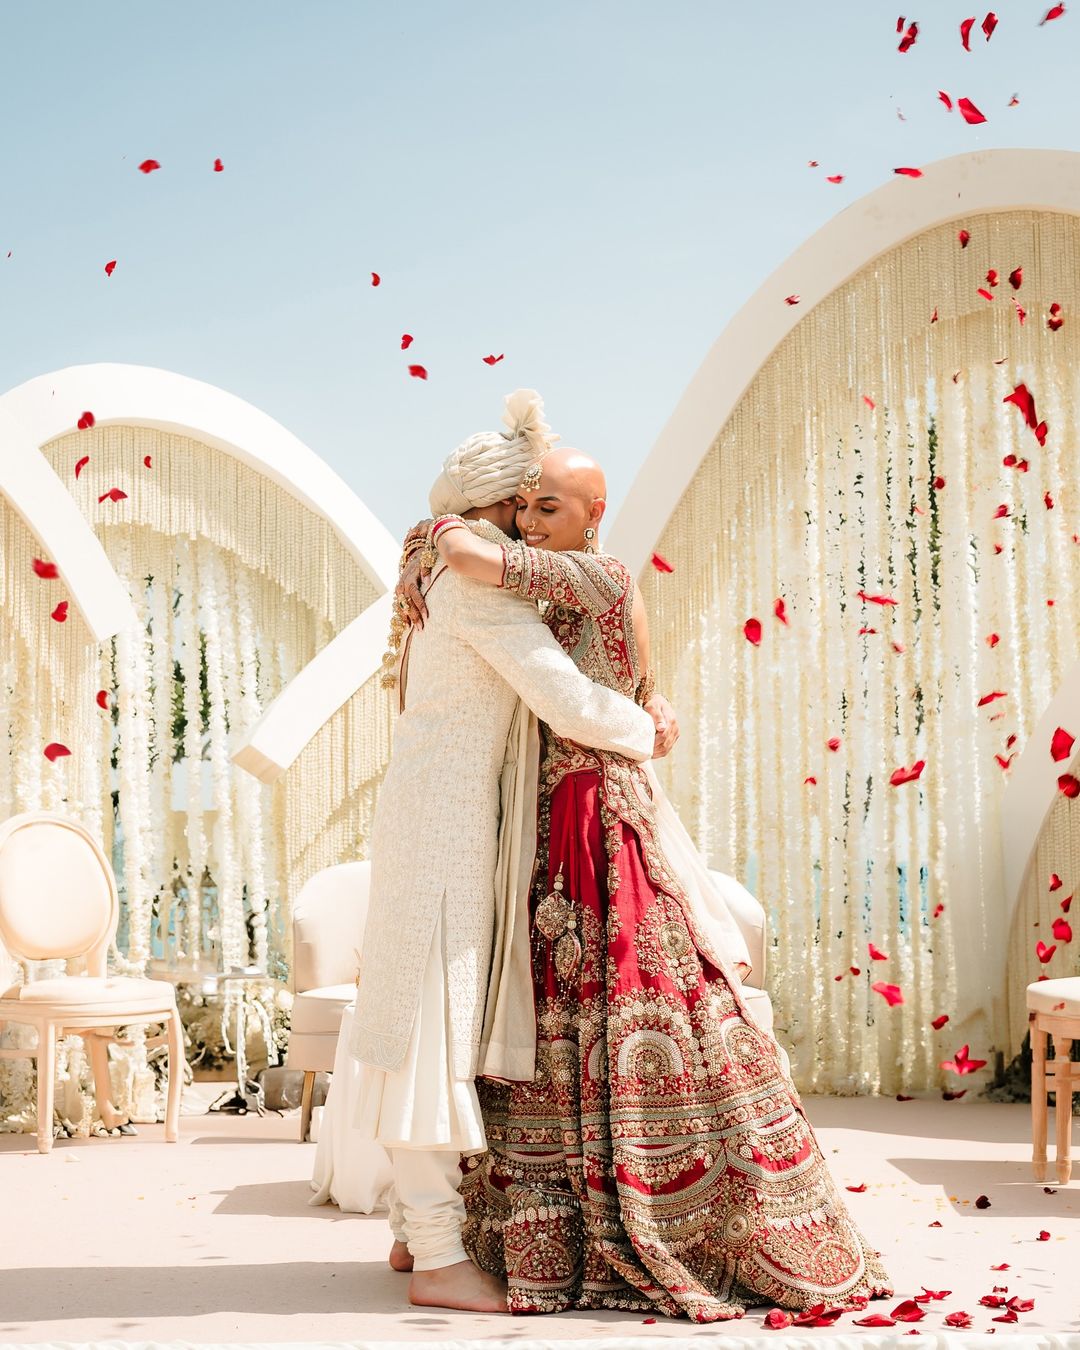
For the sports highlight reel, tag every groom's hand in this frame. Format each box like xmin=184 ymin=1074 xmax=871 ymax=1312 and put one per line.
xmin=645 ymin=693 xmax=679 ymax=758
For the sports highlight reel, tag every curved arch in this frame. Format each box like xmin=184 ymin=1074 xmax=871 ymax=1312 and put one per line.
xmin=607 ymin=148 xmax=1080 ymax=575
xmin=0 ymin=362 xmax=400 ymax=595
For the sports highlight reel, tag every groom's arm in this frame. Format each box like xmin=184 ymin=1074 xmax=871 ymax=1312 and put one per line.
xmin=446 ymin=573 xmax=655 ymax=762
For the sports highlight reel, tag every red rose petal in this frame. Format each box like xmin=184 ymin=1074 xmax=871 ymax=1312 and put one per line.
xmin=827 ymin=736 xmax=841 ymax=751
xmin=982 ymin=11 xmax=998 ymax=39
xmin=857 ymin=589 xmax=898 ymax=606
xmin=958 ymin=228 xmax=971 ymax=247
xmin=401 ymin=334 xmax=413 ymax=349
xmin=371 ymin=272 xmax=380 ymax=286
xmin=855 ymin=1314 xmax=896 ymax=1327
xmin=986 ymin=632 xmax=1000 ymax=646
xmin=862 ymin=394 xmax=875 ymax=409
xmin=1045 ymin=491 xmax=1055 ymax=510
xmin=996 ymin=753 xmax=1016 ymax=771
xmin=104 ymin=259 xmax=116 ymax=277
xmin=97 ymin=488 xmax=128 ymax=504
xmin=932 ymin=902 xmax=944 ymax=917
xmin=975 ymin=1194 xmax=991 ymax=1208
xmin=939 ymin=90 xmax=954 ymax=110
xmin=74 ymin=455 xmax=89 ymax=478
xmin=1015 ymin=300 xmax=1027 ymax=324
xmin=407 ymin=364 xmax=428 ymax=380
xmin=1003 ymin=382 xmax=1038 ymax=428
xmin=1052 ymin=916 xmax=1072 ymax=942
xmin=991 ymin=1263 xmax=1010 ymax=1270
xmin=651 ymin=551 xmax=674 ymax=574
xmin=143 ymin=454 xmax=152 ymax=468
xmin=1050 ymin=873 xmax=1063 ymax=891
xmin=846 ymin=1182 xmax=868 ymax=1192
xmin=850 ymin=965 xmax=861 ymax=975
xmin=1040 ymin=4 xmax=1065 ymax=23
xmin=960 ymin=16 xmax=975 ymax=47
xmin=1036 ymin=940 xmax=1058 ymax=962
xmin=138 ymin=159 xmax=160 ymax=174
xmin=213 ymin=158 xmax=224 ymax=172
xmin=959 ymin=97 xmax=987 ymax=124
xmin=993 ymin=1309 xmax=1019 ymax=1323
xmin=1037 ymin=1229 xmax=1051 ymax=1240
xmin=826 ymin=174 xmax=845 ymax=184
xmin=931 ymin=1014 xmax=950 ymax=1030
xmin=50 ymin=601 xmax=68 ymax=623
xmin=895 ymin=166 xmax=923 ymax=177
xmin=763 ymin=1308 xmax=794 ymax=1329
xmin=979 ymin=690 xmax=1007 ymax=706
xmin=931 ymin=307 xmax=939 ymax=323
xmin=868 ymin=942 xmax=889 ymax=961
xmin=978 ymin=287 xmax=994 ymax=301
xmin=32 ymin=558 xmax=59 ymax=580
xmin=928 ymin=1220 xmax=942 ymax=1227
xmin=804 ymin=776 xmax=817 ymax=785
xmin=1058 ymin=774 xmax=1080 ymax=798
xmin=898 ymin=20 xmax=919 ymax=51
xmin=1061 ymin=894 xmax=1073 ymax=913
xmin=891 ymin=1299 xmax=926 ymax=1323
xmin=482 ymin=354 xmax=505 ymax=365
xmin=1009 ymin=266 xmax=1023 ymax=289
xmin=945 ymin=1311 xmax=973 ymax=1328
xmin=774 ymin=597 xmax=789 ymax=624
xmin=77 ymin=410 xmax=95 ymax=430
xmin=1035 ymin=420 xmax=1049 ymax=446
xmin=1051 ymin=726 xmax=1075 ymax=762
xmin=96 ymin=690 xmax=110 ymax=710
xmin=986 ymin=268 xmax=999 ymax=287
xmin=940 ymin=1043 xmax=988 ymax=1075
xmin=43 ymin=742 xmax=70 ymax=762
xmin=744 ymin=618 xmax=762 ymax=646
xmin=872 ymin=981 xmax=904 ymax=1006
xmin=784 ymin=294 xmax=800 ymax=305
xmin=889 ymin=760 xmax=925 ymax=786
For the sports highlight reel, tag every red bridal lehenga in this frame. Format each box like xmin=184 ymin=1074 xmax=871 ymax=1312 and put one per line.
xmin=459 ymin=543 xmax=893 ymax=1322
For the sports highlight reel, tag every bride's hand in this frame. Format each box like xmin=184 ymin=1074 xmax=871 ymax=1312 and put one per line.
xmin=395 ymin=552 xmax=428 ymax=630
xmin=645 ymin=693 xmax=679 ymax=758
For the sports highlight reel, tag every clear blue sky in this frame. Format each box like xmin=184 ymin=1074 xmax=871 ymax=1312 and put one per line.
xmin=1 ymin=1 xmax=1076 ymax=539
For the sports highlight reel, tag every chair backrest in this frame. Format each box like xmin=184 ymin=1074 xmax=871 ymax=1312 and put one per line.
xmin=0 ymin=812 xmax=118 ymax=970
xmin=291 ymin=860 xmax=371 ymax=993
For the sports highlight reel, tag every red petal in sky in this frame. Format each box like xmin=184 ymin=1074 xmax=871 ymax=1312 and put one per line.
xmin=869 ymin=942 xmax=889 ymax=961
xmin=137 ymin=159 xmax=160 ymax=174
xmin=1040 ymin=4 xmax=1066 ymax=22
xmin=1051 ymin=727 xmax=1076 ymax=761
xmin=77 ymin=410 xmax=95 ymax=430
xmin=982 ymin=11 xmax=998 ymax=38
xmin=873 ymin=981 xmax=905 ymax=1006
xmin=371 ymin=272 xmax=381 ymax=286
xmin=895 ymin=166 xmax=923 ymax=177
xmin=958 ymin=97 xmax=987 ymax=124
xmin=43 ymin=742 xmax=70 ymax=762
xmin=1009 ymin=266 xmax=1023 ymax=289
xmin=74 ymin=455 xmax=89 ymax=478
xmin=96 ymin=689 xmax=110 ymax=710
xmin=32 ymin=559 xmax=58 ymax=579
xmin=1003 ymin=382 xmax=1038 ymax=428
xmin=407 ymin=364 xmax=428 ymax=380
xmin=931 ymin=1014 xmax=950 ymax=1029
xmin=784 ymin=294 xmax=800 ymax=305
xmin=50 ymin=601 xmax=68 ymax=623
xmin=1009 ymin=92 xmax=1020 ymax=105
xmin=958 ymin=229 xmax=971 ymax=247
xmin=104 ymin=259 xmax=116 ymax=277
xmin=482 ymin=354 xmax=505 ymax=364
xmin=898 ymin=20 xmax=919 ymax=50
xmin=401 ymin=334 xmax=413 ymax=349
xmin=213 ymin=157 xmax=224 ymax=172
xmin=939 ymin=90 xmax=953 ymax=110
xmin=826 ymin=174 xmax=844 ymax=184
xmin=97 ymin=488 xmax=128 ymax=504
xmin=897 ymin=15 xmax=905 ymax=32
xmin=960 ymin=16 xmax=976 ymax=48
xmin=744 ymin=618 xmax=762 ymax=645
xmin=890 ymin=760 xmax=925 ymax=786
xmin=651 ymin=551 xmax=674 ymax=573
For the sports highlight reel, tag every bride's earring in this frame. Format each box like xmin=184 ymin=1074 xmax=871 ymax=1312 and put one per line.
xmin=583 ymin=527 xmax=597 ymax=554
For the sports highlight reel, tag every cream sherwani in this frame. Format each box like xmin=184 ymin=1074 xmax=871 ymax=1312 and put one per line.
xmin=349 ymin=545 xmax=655 ymax=1140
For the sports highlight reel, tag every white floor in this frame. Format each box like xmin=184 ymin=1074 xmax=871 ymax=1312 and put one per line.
xmin=0 ymin=1096 xmax=1077 ymax=1346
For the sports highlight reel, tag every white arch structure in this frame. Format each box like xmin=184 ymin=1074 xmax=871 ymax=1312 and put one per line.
xmin=0 ymin=362 xmax=400 ymax=784
xmin=607 ymin=148 xmax=1080 ymax=576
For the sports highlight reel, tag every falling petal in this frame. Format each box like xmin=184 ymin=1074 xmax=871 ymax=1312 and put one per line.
xmin=1003 ymin=382 xmax=1038 ymax=428
xmin=932 ymin=902 xmax=944 ymax=917
xmin=804 ymin=776 xmax=817 ymax=785
xmin=371 ymin=272 xmax=381 ymax=286
xmin=213 ymin=157 xmax=224 ymax=172
xmin=137 ymin=159 xmax=161 ymax=174
xmin=482 ymin=354 xmax=505 ymax=365
xmin=1035 ymin=421 xmax=1049 ymax=445
xmin=979 ymin=689 xmax=1007 ymax=705
xmin=104 ymin=259 xmax=116 ymax=277
xmin=862 ymin=394 xmax=875 ymax=409
xmin=890 ymin=760 xmax=925 ymax=785
xmin=32 ymin=559 xmax=59 ymax=579
xmin=1009 ymin=266 xmax=1023 ymax=289
xmin=857 ymin=589 xmax=898 ymax=606
xmin=959 ymin=97 xmax=987 ymax=124
xmin=872 ymin=981 xmax=904 ymax=1005
xmin=774 ymin=597 xmax=789 ymax=624
xmin=931 ymin=307 xmax=939 ymax=323
xmin=1014 ymin=299 xmax=1027 ymax=325
xmin=939 ymin=90 xmax=954 ymax=110
xmin=784 ymin=294 xmax=800 ymax=305
xmin=1009 ymin=92 xmax=1020 ymax=105
xmin=1048 ymin=302 xmax=1064 ymax=330
xmin=1051 ymin=916 xmax=1072 ymax=942
xmin=869 ymin=942 xmax=890 ymax=961
xmin=96 ymin=690 xmax=109 ymax=710
xmin=1040 ymin=4 xmax=1065 ymax=22
xmin=960 ymin=16 xmax=975 ymax=47
xmin=982 ymin=11 xmax=998 ymax=38
xmin=143 ymin=455 xmax=152 ymax=469
xmin=407 ymin=364 xmax=428 ymax=380
xmin=996 ymin=753 xmax=1016 ymax=770
xmin=958 ymin=228 xmax=971 ymax=247
xmin=74 ymin=455 xmax=89 ymax=479
xmin=43 ymin=742 xmax=70 ymax=762
xmin=827 ymin=736 xmax=841 ymax=751
xmin=50 ymin=601 xmax=68 ymax=623
xmin=978 ymin=287 xmax=994 ymax=301
xmin=894 ymin=166 xmax=923 ymax=177
xmin=650 ymin=551 xmax=674 ymax=573
xmin=1036 ymin=939 xmax=1058 ymax=962
xmin=940 ymin=1043 xmax=988 ymax=1075
xmin=933 ymin=475 xmax=946 ymax=489
xmin=1050 ymin=873 xmax=1063 ymax=891
xmin=986 ymin=632 xmax=1000 ymax=646
xmin=77 ymin=410 xmax=95 ymax=430
xmin=744 ymin=617 xmax=762 ymax=645
xmin=1058 ymin=773 xmax=1080 ymax=798
xmin=898 ymin=20 xmax=919 ymax=50
xmin=986 ymin=268 xmax=999 ymax=287
xmin=97 ymin=488 xmax=128 ymax=504
xmin=931 ymin=1014 xmax=950 ymax=1029
xmin=1051 ymin=727 xmax=1075 ymax=761
xmin=401 ymin=334 xmax=413 ymax=349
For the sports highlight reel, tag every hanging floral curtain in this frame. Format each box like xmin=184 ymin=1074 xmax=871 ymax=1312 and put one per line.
xmin=641 ymin=209 xmax=1080 ymax=1094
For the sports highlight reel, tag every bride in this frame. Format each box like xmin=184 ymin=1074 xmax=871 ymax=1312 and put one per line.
xmin=424 ymin=445 xmax=893 ymax=1322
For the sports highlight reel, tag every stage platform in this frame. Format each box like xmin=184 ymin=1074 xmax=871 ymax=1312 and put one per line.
xmin=0 ymin=1096 xmax=1077 ymax=1348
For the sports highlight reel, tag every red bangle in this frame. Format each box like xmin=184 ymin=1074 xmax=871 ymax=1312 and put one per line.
xmin=431 ymin=515 xmax=466 ymax=542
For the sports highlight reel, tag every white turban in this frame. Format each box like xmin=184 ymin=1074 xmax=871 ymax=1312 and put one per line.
xmin=428 ymin=388 xmax=560 ymax=516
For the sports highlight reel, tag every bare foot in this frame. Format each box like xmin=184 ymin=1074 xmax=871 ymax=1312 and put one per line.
xmin=408 ymin=1259 xmax=508 ymax=1313
xmin=389 ymin=1240 xmax=414 ymax=1272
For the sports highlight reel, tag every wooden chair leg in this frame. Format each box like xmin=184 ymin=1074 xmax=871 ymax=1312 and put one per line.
xmin=88 ymin=1031 xmax=126 ymax=1131
xmin=36 ymin=1022 xmax=57 ymax=1154
xmin=1053 ymin=1034 xmax=1073 ymax=1185
xmin=164 ymin=1010 xmax=184 ymax=1143
xmin=1032 ymin=1020 xmax=1048 ymax=1181
xmin=299 ymin=1070 xmax=315 ymax=1142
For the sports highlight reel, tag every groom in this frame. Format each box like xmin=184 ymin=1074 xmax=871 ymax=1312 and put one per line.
xmin=349 ymin=391 xmax=666 ymax=1312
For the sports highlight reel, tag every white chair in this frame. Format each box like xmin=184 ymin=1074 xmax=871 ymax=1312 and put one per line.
xmin=0 ymin=811 xmax=185 ymax=1153
xmin=1027 ymin=976 xmax=1079 ymax=1184
xmin=286 ymin=860 xmax=370 ymax=1141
